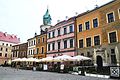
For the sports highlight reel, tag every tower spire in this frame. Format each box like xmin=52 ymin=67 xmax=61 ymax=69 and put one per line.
xmin=43 ymin=6 xmax=52 ymax=25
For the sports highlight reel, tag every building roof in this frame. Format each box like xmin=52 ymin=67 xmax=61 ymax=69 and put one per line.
xmin=0 ymin=31 xmax=20 ymax=44
xmin=76 ymin=0 xmax=116 ymax=18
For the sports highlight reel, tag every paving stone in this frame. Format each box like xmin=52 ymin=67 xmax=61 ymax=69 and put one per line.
xmin=0 ymin=67 xmax=114 ymax=80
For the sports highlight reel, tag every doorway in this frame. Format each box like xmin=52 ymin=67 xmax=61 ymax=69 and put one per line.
xmin=96 ymin=56 xmax=103 ymax=67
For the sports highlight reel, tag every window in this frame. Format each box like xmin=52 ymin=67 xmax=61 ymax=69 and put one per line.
xmin=29 ymin=50 xmax=30 ymax=55
xmin=58 ymin=29 xmax=60 ymax=36
xmin=70 ymin=39 xmax=73 ymax=48
xmin=64 ymin=40 xmax=67 ymax=49
xmin=6 ymin=48 xmax=8 ymax=52
xmin=38 ymin=38 xmax=40 ymax=43
xmin=0 ymin=47 xmax=3 ymax=51
xmin=42 ymin=37 xmax=44 ymax=42
xmin=2 ymin=43 xmax=4 ymax=45
xmin=79 ymin=39 xmax=83 ymax=48
xmin=111 ymin=49 xmax=117 ymax=64
xmin=34 ymin=40 xmax=35 ymax=45
xmin=37 ymin=48 xmax=39 ymax=54
xmin=93 ymin=18 xmax=98 ymax=28
xmin=94 ymin=36 xmax=100 ymax=45
xmin=6 ymin=44 xmax=8 ymax=46
xmin=41 ymin=47 xmax=44 ymax=54
xmin=58 ymin=42 xmax=60 ymax=50
xmin=109 ymin=32 xmax=117 ymax=43
xmin=64 ymin=27 xmax=67 ymax=34
xmin=0 ymin=53 xmax=2 ymax=56
xmin=5 ymin=54 xmax=7 ymax=57
xmin=52 ymin=31 xmax=55 ymax=38
xmin=10 ymin=44 xmax=12 ymax=46
xmin=48 ymin=44 xmax=50 ymax=51
xmin=69 ymin=25 xmax=73 ymax=33
xmin=86 ymin=38 xmax=91 ymax=47
xmin=85 ymin=21 xmax=90 ymax=30
xmin=79 ymin=24 xmax=82 ymax=32
xmin=52 ymin=43 xmax=55 ymax=50
xmin=107 ymin=12 xmax=115 ymax=23
xmin=31 ymin=50 xmax=32 ymax=55
xmin=48 ymin=32 xmax=51 ymax=38
xmin=31 ymin=41 xmax=33 ymax=46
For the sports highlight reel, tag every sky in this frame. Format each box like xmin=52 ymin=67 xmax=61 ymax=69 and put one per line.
xmin=0 ymin=0 xmax=112 ymax=43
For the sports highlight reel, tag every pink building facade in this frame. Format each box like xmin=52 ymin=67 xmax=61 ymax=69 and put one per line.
xmin=47 ymin=17 xmax=77 ymax=57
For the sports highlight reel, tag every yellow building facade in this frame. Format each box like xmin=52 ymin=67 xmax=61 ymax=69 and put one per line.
xmin=34 ymin=33 xmax=47 ymax=59
xmin=76 ymin=0 xmax=120 ymax=66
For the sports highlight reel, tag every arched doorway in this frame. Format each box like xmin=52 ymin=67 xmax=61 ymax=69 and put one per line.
xmin=96 ymin=56 xmax=103 ymax=67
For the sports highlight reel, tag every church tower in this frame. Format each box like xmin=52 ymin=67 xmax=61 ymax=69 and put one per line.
xmin=43 ymin=8 xmax=52 ymax=25
xmin=40 ymin=8 xmax=52 ymax=34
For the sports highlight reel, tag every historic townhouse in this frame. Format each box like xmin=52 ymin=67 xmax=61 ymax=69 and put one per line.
xmin=0 ymin=32 xmax=20 ymax=65
xmin=34 ymin=31 xmax=47 ymax=59
xmin=12 ymin=42 xmax=28 ymax=59
xmin=76 ymin=0 xmax=120 ymax=66
xmin=27 ymin=36 xmax=36 ymax=58
xmin=47 ymin=17 xmax=76 ymax=57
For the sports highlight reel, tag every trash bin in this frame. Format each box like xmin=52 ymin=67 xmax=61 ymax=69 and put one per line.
xmin=110 ymin=67 xmax=120 ymax=79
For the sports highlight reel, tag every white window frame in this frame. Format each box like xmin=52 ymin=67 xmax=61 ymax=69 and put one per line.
xmin=78 ymin=24 xmax=83 ymax=32
xmin=86 ymin=36 xmax=92 ymax=47
xmin=92 ymin=17 xmax=99 ymax=28
xmin=69 ymin=38 xmax=74 ymax=48
xmin=84 ymin=21 xmax=90 ymax=30
xmin=57 ymin=28 xmax=61 ymax=36
xmin=93 ymin=34 xmax=101 ymax=46
xmin=106 ymin=11 xmax=115 ymax=23
xmin=108 ymin=30 xmax=118 ymax=43
xmin=118 ymin=8 xmax=120 ymax=19
xmin=78 ymin=38 xmax=84 ymax=48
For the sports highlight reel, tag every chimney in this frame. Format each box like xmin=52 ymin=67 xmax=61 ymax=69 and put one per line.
xmin=35 ymin=32 xmax=37 ymax=37
xmin=65 ymin=16 xmax=68 ymax=20
xmin=57 ymin=20 xmax=60 ymax=23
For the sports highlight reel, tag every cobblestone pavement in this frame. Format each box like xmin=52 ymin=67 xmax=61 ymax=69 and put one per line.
xmin=0 ymin=67 xmax=115 ymax=80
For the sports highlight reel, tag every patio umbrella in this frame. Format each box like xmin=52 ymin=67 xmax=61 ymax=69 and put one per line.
xmin=21 ymin=58 xmax=27 ymax=62
xmin=41 ymin=57 xmax=54 ymax=62
xmin=36 ymin=59 xmax=42 ymax=62
xmin=26 ymin=58 xmax=38 ymax=62
xmin=54 ymin=55 xmax=75 ymax=62
xmin=73 ymin=55 xmax=91 ymax=61
xmin=12 ymin=58 xmax=22 ymax=62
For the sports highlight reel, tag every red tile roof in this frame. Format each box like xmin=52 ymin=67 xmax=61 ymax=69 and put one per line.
xmin=0 ymin=31 xmax=20 ymax=44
